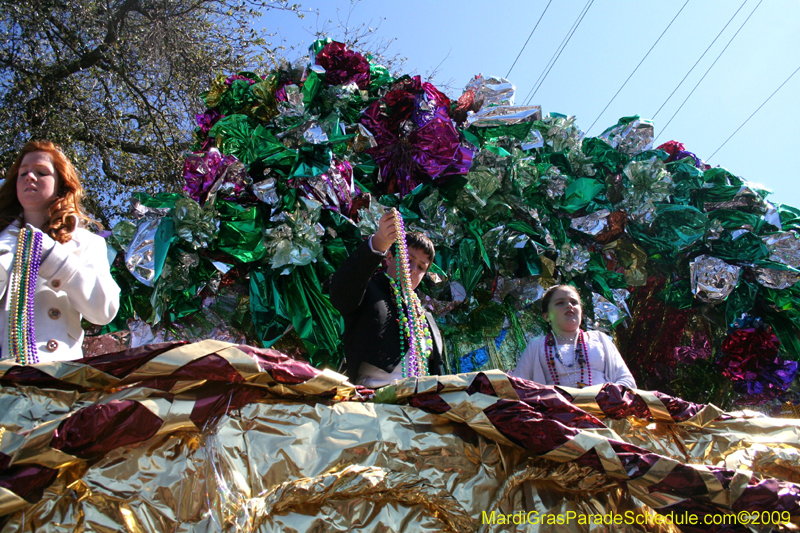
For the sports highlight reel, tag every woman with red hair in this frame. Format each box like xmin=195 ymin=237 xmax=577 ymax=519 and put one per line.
xmin=0 ymin=141 xmax=120 ymax=362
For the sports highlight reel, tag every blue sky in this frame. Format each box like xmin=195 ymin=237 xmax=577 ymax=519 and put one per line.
xmin=263 ymin=0 xmax=800 ymax=210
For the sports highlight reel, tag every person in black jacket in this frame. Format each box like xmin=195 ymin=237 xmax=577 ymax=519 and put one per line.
xmin=330 ymin=210 xmax=445 ymax=387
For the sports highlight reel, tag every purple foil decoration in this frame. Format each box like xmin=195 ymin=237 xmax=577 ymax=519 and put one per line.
xmin=718 ymin=326 xmax=798 ymax=404
xmin=360 ymin=76 xmax=473 ymax=196
xmin=315 ymin=41 xmax=371 ymax=89
xmin=195 ymin=109 xmax=223 ymax=134
xmin=225 ymin=74 xmax=256 ymax=86
xmin=182 ymin=148 xmax=247 ymax=206
xmin=290 ymin=158 xmax=356 ymax=216
xmin=674 ymin=331 xmax=712 ymax=364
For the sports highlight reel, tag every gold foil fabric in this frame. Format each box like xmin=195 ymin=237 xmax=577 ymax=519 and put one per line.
xmin=0 ymin=342 xmax=798 ymax=532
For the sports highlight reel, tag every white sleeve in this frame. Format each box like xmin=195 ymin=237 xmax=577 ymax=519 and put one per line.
xmin=511 ymin=336 xmax=548 ymax=385
xmin=37 ymin=229 xmax=121 ymax=326
xmin=599 ymin=332 xmax=637 ymax=388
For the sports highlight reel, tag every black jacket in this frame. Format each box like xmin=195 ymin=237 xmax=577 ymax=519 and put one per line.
xmin=330 ymin=239 xmax=445 ymax=383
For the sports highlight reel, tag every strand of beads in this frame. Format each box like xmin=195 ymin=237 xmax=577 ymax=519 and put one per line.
xmin=391 ymin=210 xmax=430 ymax=378
xmin=544 ymin=330 xmax=591 ymax=387
xmin=8 ymin=227 xmax=43 ymax=365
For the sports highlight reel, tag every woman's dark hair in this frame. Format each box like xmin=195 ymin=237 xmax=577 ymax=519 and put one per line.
xmin=0 ymin=141 xmax=99 ymax=243
xmin=390 ymin=231 xmax=436 ymax=265
xmin=540 ymin=284 xmax=581 ymax=316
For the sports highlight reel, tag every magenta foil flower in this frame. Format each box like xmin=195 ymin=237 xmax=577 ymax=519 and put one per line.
xmin=315 ymin=41 xmax=371 ymax=89
xmin=360 ymin=76 xmax=473 ymax=196
xmin=196 ymin=109 xmax=223 ymax=134
xmin=183 ymin=148 xmax=247 ymax=205
xmin=718 ymin=326 xmax=798 ymax=403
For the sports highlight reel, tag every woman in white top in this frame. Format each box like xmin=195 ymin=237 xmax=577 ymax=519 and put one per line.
xmin=511 ymin=284 xmax=636 ymax=389
xmin=0 ymin=141 xmax=120 ymax=362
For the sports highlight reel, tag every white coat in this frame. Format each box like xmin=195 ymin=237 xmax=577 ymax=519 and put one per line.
xmin=0 ymin=220 xmax=121 ymax=362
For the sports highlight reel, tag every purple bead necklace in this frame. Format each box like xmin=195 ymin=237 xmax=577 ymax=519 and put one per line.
xmin=8 ymin=226 xmax=43 ymax=364
xmin=390 ymin=210 xmax=430 ymax=378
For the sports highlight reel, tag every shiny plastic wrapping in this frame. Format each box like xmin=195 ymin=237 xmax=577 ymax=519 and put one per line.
xmin=0 ymin=342 xmax=799 ymax=532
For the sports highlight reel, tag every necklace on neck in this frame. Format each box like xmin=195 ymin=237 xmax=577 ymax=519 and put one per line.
xmin=544 ymin=330 xmax=591 ymax=388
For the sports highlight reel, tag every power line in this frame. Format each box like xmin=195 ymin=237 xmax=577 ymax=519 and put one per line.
xmin=520 ymin=1 xmax=590 ymax=106
xmin=523 ymin=0 xmax=594 ymax=105
xmin=708 ymin=64 xmax=800 ymax=161
xmin=586 ymin=0 xmax=690 ymax=135
xmin=506 ymin=0 xmax=553 ymax=79
xmin=652 ymin=0 xmax=748 ymax=119
xmin=656 ymin=0 xmax=762 ymax=142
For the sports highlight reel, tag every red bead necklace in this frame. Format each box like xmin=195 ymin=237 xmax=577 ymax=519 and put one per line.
xmin=544 ymin=330 xmax=591 ymax=388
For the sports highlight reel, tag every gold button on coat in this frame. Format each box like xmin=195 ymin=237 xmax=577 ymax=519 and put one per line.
xmin=46 ymin=340 xmax=59 ymax=352
xmin=51 ymin=279 xmax=61 ymax=289
xmin=48 ymin=308 xmax=61 ymax=319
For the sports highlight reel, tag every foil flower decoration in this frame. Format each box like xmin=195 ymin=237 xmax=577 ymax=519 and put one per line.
xmin=172 ymin=197 xmax=219 ymax=250
xmin=196 ymin=109 xmax=224 ymax=135
xmin=462 ymin=75 xmax=541 ymax=129
xmin=417 ymin=190 xmax=466 ymax=248
xmin=598 ymin=116 xmax=654 ymax=155
xmin=253 ymin=177 xmax=280 ymax=206
xmin=356 ymin=195 xmax=386 ymax=237
xmin=541 ymin=166 xmax=569 ymax=200
xmin=126 ymin=217 xmax=162 ymax=287
xmin=462 ymin=74 xmax=516 ymax=108
xmin=291 ymin=158 xmax=356 ymax=216
xmin=674 ymin=331 xmax=713 ymax=364
xmin=360 ymin=76 xmax=473 ymax=196
xmin=690 ymin=255 xmax=741 ymax=302
xmin=753 ymin=265 xmax=800 ymax=290
xmin=265 ymin=197 xmax=325 ymax=274
xmin=764 ymin=231 xmax=800 ymax=266
xmin=718 ymin=325 xmax=798 ymax=403
xmin=571 ymin=209 xmax=610 ymax=236
xmin=183 ymin=148 xmax=249 ymax=206
xmin=556 ymin=242 xmax=590 ymax=278
xmin=592 ymin=292 xmax=626 ymax=331
xmin=315 ymin=41 xmax=371 ymax=90
xmin=540 ymin=114 xmax=585 ymax=153
xmin=619 ymin=158 xmax=673 ymax=225
xmin=656 ymin=140 xmax=707 ymax=168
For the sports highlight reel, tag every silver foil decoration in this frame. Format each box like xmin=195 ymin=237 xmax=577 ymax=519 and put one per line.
xmin=492 ymin=276 xmax=544 ymax=309
xmin=302 ymin=122 xmax=329 ymax=144
xmin=542 ymin=114 xmax=584 ymax=153
xmin=754 ymin=266 xmax=800 ymax=290
xmin=763 ymin=231 xmax=800 ymax=267
xmin=253 ymin=177 xmax=280 ymax=206
xmin=277 ymin=84 xmax=304 ymax=118
xmin=690 ymin=255 xmax=741 ymax=302
xmin=351 ymin=123 xmax=378 ymax=152
xmin=599 ymin=118 xmax=654 ymax=155
xmin=556 ymin=242 xmax=590 ymax=278
xmin=467 ymin=105 xmax=542 ymax=127
xmin=125 ymin=217 xmax=162 ymax=287
xmin=570 ymin=209 xmax=610 ymax=236
xmin=463 ymin=75 xmax=516 ymax=107
xmin=356 ymin=195 xmax=386 ymax=237
xmin=592 ymin=292 xmax=624 ymax=332
xmin=521 ymin=129 xmax=545 ymax=151
xmin=763 ymin=202 xmax=783 ymax=230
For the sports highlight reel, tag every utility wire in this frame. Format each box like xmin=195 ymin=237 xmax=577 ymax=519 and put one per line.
xmin=523 ymin=0 xmax=594 ymax=105
xmin=506 ymin=0 xmax=553 ymax=79
xmin=708 ymin=64 xmax=800 ymax=161
xmin=656 ymin=0 xmax=762 ymax=142
xmin=586 ymin=0 xmax=690 ymax=135
xmin=520 ymin=1 xmax=589 ymax=106
xmin=652 ymin=0 xmax=747 ymax=119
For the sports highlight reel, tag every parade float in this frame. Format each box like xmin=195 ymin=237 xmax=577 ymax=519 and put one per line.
xmin=1 ymin=39 xmax=799 ymax=531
